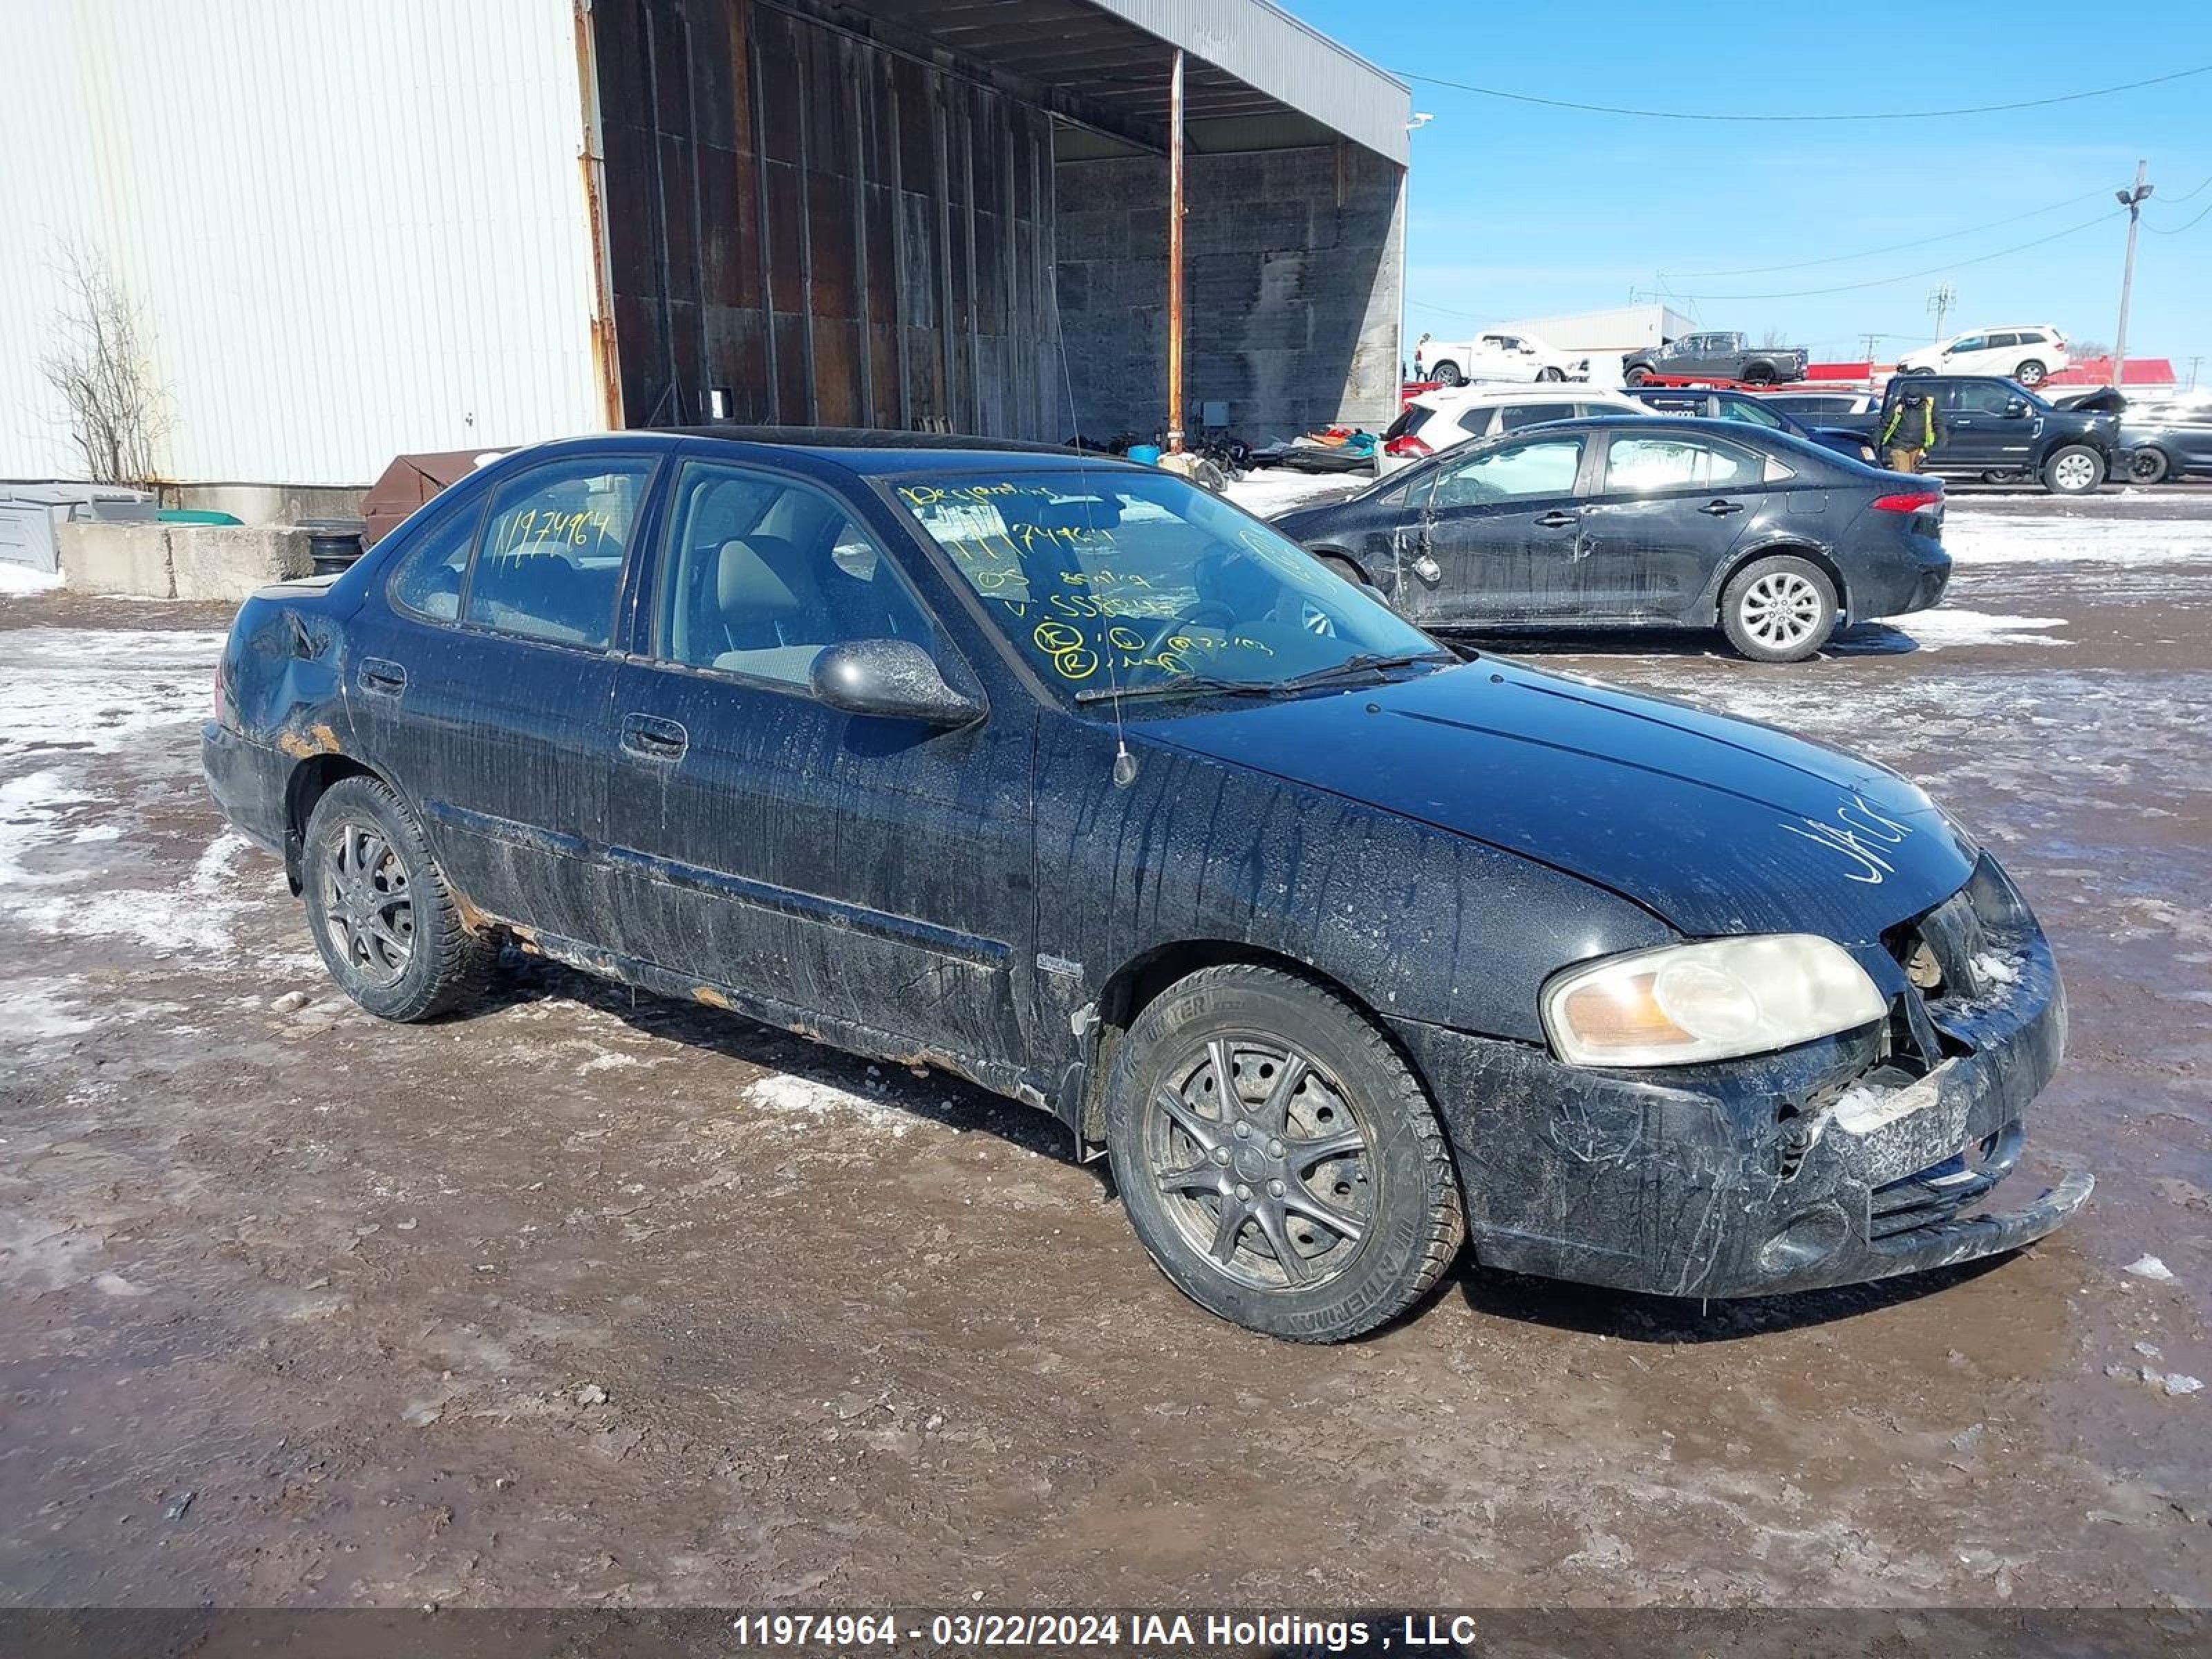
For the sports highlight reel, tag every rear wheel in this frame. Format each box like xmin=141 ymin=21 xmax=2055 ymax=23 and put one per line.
xmin=1105 ymin=965 xmax=1464 ymax=1343
xmin=2042 ymin=444 xmax=2103 ymax=496
xmin=2014 ymin=359 xmax=2047 ymax=387
xmin=1742 ymin=362 xmax=1777 ymax=385
xmin=1721 ymin=554 xmax=1837 ymax=663
xmin=1431 ymin=359 xmax=1464 ymax=387
xmin=302 ymin=776 xmax=497 ymax=1022
xmin=2128 ymin=447 xmax=2171 ymax=485
xmin=1313 ymin=550 xmax=1365 ymax=585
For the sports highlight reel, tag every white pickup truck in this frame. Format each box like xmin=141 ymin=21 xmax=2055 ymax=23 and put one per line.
xmin=1412 ymin=330 xmax=1589 ymax=386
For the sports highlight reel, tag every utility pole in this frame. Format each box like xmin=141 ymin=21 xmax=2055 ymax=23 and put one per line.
xmin=1927 ymin=283 xmax=1956 ymax=341
xmin=1164 ymin=47 xmax=1185 ymax=456
xmin=2187 ymin=355 xmax=2204 ymax=392
xmin=2112 ymin=160 xmax=2153 ymax=390
xmin=1859 ymin=331 xmax=1881 ymax=367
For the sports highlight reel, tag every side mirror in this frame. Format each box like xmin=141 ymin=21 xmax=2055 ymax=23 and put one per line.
xmin=2004 ymin=397 xmax=2028 ymax=418
xmin=811 ymin=639 xmax=983 ymax=728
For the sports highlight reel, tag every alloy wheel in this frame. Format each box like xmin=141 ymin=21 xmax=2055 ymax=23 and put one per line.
xmin=1145 ymin=1035 xmax=1375 ymax=1291
xmin=1738 ymin=570 xmax=1825 ymax=651
xmin=2052 ymin=451 xmax=2099 ymax=492
xmin=321 ymin=818 xmax=416 ymax=987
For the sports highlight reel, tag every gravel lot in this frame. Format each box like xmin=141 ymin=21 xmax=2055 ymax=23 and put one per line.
xmin=1 ymin=485 xmax=2206 ymax=1612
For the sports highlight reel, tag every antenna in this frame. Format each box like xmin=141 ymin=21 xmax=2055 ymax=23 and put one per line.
xmin=1044 ymin=243 xmax=1138 ymax=788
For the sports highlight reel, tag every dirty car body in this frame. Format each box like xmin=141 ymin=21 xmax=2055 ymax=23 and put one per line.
xmin=203 ymin=431 xmax=2085 ymax=1329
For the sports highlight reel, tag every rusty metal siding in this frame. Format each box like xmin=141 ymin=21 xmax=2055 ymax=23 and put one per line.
xmin=592 ymin=0 xmax=1060 ymax=440
xmin=0 ymin=0 xmax=603 ymax=487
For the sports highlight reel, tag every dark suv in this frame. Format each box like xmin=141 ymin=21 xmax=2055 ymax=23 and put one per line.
xmin=201 ymin=429 xmax=2086 ymax=1341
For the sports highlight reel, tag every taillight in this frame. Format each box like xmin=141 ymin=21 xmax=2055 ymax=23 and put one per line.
xmin=1871 ymin=490 xmax=1943 ymax=513
xmin=1384 ymin=433 xmax=1434 ymax=458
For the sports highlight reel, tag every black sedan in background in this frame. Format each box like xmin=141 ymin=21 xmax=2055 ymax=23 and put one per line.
xmin=1272 ymin=417 xmax=1951 ymax=663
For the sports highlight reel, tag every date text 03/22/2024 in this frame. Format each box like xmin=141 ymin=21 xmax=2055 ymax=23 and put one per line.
xmin=726 ymin=1611 xmax=1477 ymax=1650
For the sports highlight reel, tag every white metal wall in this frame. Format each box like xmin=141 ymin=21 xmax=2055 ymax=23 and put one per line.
xmin=0 ymin=0 xmax=603 ymax=487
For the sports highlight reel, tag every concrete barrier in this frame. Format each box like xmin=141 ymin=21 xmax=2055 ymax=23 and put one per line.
xmin=61 ymin=522 xmax=315 ymax=601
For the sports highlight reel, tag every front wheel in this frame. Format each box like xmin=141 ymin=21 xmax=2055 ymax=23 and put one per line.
xmin=2014 ymin=359 xmax=2047 ymax=387
xmin=1625 ymin=364 xmax=1656 ymax=386
xmin=302 ymin=776 xmax=498 ymax=1021
xmin=1105 ymin=965 xmax=1465 ymax=1342
xmin=1721 ymin=554 xmax=1837 ymax=663
xmin=1536 ymin=366 xmax=1566 ymax=382
xmin=2042 ymin=444 xmax=2104 ymax=496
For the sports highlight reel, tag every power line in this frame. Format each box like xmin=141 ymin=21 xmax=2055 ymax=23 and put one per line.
xmin=2146 ymin=197 xmax=2212 ymax=235
xmin=2159 ymin=174 xmax=2212 ymax=203
xmin=1642 ymin=209 xmax=2121 ymax=301
xmin=1391 ymin=62 xmax=2212 ymax=122
xmin=1660 ymin=190 xmax=2108 ymax=277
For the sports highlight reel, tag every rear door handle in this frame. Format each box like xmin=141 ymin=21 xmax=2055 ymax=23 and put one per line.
xmin=1699 ymin=499 xmax=1745 ymax=516
xmin=621 ymin=712 xmax=688 ymax=760
xmin=1533 ymin=510 xmax=1578 ymax=528
xmin=359 ymin=657 xmax=408 ymax=696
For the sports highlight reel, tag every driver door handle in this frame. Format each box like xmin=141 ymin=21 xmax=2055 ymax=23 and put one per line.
xmin=620 ymin=712 xmax=688 ymax=760
xmin=1699 ymin=499 xmax=1745 ymax=517
xmin=1533 ymin=510 xmax=1578 ymax=529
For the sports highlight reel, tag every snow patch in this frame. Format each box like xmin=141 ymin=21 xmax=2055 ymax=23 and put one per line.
xmin=1887 ymin=610 xmax=2068 ymax=651
xmin=742 ymin=1072 xmax=913 ymax=1135
xmin=1223 ymin=469 xmax=1369 ymax=519
xmin=0 ymin=562 xmax=65 ymax=596
xmin=1945 ymin=516 xmax=2212 ymax=569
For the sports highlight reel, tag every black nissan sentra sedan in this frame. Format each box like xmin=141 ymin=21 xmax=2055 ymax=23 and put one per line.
xmin=1273 ymin=417 xmax=1951 ymax=663
xmin=203 ymin=430 xmax=2088 ymax=1342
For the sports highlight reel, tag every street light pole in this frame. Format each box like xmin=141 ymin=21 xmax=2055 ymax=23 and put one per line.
xmin=2112 ymin=160 xmax=2153 ymax=391
xmin=1165 ymin=48 xmax=1185 ymax=456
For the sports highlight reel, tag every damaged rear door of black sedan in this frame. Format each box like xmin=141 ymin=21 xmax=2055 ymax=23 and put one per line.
xmin=203 ymin=431 xmax=2084 ymax=1342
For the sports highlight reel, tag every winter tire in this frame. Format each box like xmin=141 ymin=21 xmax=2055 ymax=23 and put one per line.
xmin=1721 ymin=554 xmax=1837 ymax=663
xmin=302 ymin=776 xmax=498 ymax=1022
xmin=2128 ymin=447 xmax=2171 ymax=485
xmin=2042 ymin=444 xmax=2103 ymax=496
xmin=1105 ymin=965 xmax=1465 ymax=1343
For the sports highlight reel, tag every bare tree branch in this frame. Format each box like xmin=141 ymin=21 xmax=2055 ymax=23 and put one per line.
xmin=39 ymin=242 xmax=169 ymax=487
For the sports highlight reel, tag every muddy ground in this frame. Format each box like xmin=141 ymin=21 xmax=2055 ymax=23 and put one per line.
xmin=1 ymin=488 xmax=2206 ymax=1613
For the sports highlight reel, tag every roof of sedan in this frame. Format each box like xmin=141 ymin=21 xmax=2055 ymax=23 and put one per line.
xmin=651 ymin=424 xmax=1122 ymax=476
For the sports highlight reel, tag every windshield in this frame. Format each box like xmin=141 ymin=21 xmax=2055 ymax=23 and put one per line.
xmin=893 ymin=468 xmax=1445 ymax=702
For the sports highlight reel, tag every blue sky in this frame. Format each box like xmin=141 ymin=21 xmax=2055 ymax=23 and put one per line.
xmin=1280 ymin=1 xmax=2212 ymax=379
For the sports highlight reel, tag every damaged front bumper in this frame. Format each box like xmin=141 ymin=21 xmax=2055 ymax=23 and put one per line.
xmin=1395 ymin=855 xmax=2090 ymax=1300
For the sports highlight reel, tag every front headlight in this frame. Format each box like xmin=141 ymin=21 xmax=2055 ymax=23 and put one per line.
xmin=1541 ymin=935 xmax=1887 ymax=1067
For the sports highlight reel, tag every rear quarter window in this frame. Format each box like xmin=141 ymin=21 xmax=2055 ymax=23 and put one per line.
xmin=388 ymin=500 xmax=480 ymax=622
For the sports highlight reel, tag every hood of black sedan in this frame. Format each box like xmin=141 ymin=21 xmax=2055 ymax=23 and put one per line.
xmin=1141 ymin=661 xmax=1977 ymax=941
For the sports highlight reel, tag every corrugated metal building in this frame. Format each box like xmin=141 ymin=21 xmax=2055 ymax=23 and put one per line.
xmin=0 ymin=0 xmax=1407 ymax=496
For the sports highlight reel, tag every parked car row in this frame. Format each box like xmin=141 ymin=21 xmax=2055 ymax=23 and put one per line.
xmin=205 ymin=427 xmax=2084 ymax=1345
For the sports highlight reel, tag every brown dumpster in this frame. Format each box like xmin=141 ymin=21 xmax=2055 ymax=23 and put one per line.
xmin=360 ymin=449 xmax=505 ymax=545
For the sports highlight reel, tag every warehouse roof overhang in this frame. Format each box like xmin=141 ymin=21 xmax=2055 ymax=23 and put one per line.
xmin=769 ymin=0 xmax=1409 ymax=163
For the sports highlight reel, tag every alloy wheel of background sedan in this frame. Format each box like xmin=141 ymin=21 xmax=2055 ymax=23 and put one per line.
xmin=2130 ymin=449 xmax=2170 ymax=485
xmin=320 ymin=818 xmax=416 ymax=988
xmin=1145 ymin=1035 xmax=1375 ymax=1292
xmin=1738 ymin=570 xmax=1826 ymax=653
